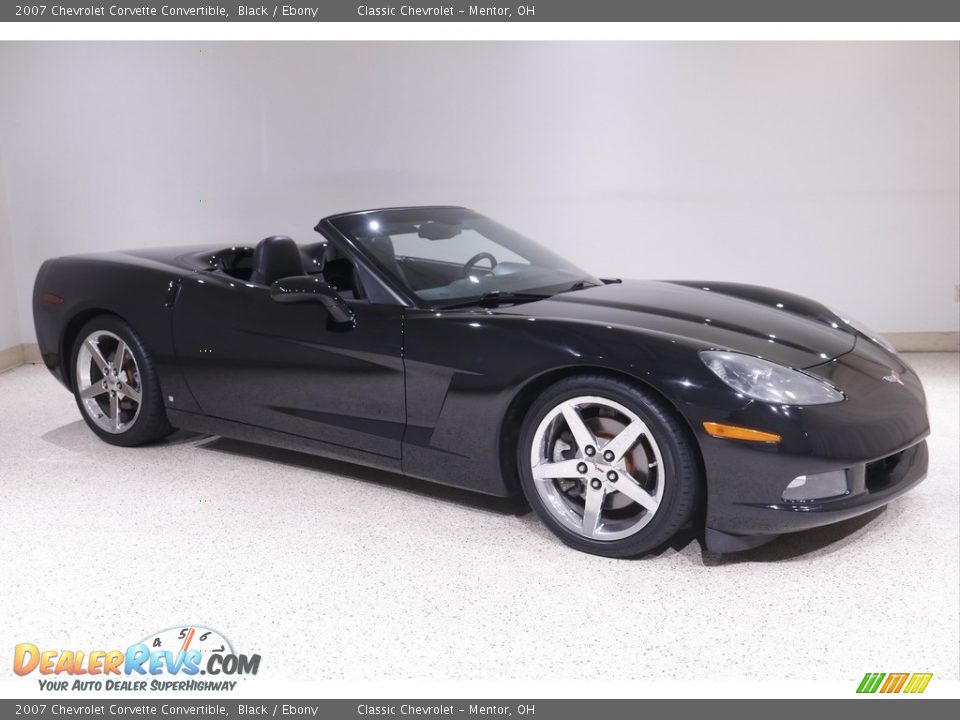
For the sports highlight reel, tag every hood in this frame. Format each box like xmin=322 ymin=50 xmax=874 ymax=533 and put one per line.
xmin=501 ymin=279 xmax=856 ymax=369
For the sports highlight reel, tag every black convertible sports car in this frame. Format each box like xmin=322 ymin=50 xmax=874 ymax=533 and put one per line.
xmin=33 ymin=206 xmax=929 ymax=556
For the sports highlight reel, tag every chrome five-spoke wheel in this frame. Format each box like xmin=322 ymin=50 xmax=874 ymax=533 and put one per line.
xmin=519 ymin=376 xmax=699 ymax=557
xmin=75 ymin=329 xmax=143 ymax=434
xmin=530 ymin=395 xmax=665 ymax=541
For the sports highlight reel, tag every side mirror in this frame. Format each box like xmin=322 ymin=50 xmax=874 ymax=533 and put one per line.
xmin=270 ymin=275 xmax=356 ymax=326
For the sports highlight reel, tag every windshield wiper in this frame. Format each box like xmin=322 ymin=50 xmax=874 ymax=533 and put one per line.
xmin=439 ymin=291 xmax=553 ymax=310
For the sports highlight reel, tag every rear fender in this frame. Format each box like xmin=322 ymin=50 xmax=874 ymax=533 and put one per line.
xmin=32 ymin=256 xmax=200 ymax=411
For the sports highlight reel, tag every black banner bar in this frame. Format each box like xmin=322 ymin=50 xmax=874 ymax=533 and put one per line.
xmin=3 ymin=0 xmax=960 ymax=23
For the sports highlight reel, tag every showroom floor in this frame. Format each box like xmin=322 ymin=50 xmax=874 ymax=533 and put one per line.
xmin=1 ymin=353 xmax=957 ymax=683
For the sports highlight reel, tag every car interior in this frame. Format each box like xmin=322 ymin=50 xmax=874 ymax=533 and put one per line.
xmin=204 ymin=235 xmax=368 ymax=300
xmin=202 ymin=230 xmax=534 ymax=305
xmin=343 ymin=221 xmax=541 ymax=302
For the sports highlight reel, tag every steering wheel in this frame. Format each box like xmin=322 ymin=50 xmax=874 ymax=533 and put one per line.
xmin=461 ymin=251 xmax=498 ymax=277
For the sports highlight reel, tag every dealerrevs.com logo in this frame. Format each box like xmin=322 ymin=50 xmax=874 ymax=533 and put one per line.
xmin=14 ymin=625 xmax=261 ymax=692
xmin=856 ymin=672 xmax=933 ymax=694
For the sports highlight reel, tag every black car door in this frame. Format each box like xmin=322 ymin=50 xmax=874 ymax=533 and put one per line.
xmin=170 ymin=271 xmax=405 ymax=466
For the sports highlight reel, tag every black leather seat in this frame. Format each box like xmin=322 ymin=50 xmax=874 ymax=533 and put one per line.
xmin=250 ymin=236 xmax=305 ymax=286
xmin=322 ymin=246 xmax=365 ymax=300
xmin=367 ymin=235 xmax=407 ymax=285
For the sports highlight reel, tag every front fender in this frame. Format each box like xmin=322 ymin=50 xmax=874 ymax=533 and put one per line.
xmin=401 ymin=310 xmax=739 ymax=496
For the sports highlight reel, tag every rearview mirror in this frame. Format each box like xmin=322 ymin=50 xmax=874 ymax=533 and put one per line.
xmin=417 ymin=221 xmax=461 ymax=240
xmin=269 ymin=275 xmax=356 ymax=326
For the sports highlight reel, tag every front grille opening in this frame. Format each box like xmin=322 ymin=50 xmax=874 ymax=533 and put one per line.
xmin=865 ymin=449 xmax=906 ymax=492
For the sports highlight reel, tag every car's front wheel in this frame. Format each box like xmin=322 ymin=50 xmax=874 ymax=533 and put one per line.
xmin=518 ymin=376 xmax=701 ymax=557
xmin=71 ymin=315 xmax=173 ymax=447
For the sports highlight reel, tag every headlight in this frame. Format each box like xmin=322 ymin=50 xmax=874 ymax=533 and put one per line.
xmin=700 ymin=351 xmax=845 ymax=405
xmin=830 ymin=308 xmax=897 ymax=355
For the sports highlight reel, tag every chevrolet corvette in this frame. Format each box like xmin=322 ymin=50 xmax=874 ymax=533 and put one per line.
xmin=33 ymin=206 xmax=930 ymax=556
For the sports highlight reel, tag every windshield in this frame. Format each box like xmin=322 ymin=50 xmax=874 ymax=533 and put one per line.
xmin=329 ymin=207 xmax=598 ymax=307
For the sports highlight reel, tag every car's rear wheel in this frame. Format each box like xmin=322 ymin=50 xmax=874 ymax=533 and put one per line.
xmin=518 ymin=376 xmax=701 ymax=557
xmin=71 ymin=316 xmax=173 ymax=447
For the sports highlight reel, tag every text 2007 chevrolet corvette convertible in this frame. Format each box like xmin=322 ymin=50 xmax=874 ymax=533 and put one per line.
xmin=33 ymin=206 xmax=929 ymax=556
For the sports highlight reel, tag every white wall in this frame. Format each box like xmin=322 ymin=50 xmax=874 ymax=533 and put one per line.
xmin=0 ymin=132 xmax=20 ymax=351
xmin=0 ymin=41 xmax=957 ymax=343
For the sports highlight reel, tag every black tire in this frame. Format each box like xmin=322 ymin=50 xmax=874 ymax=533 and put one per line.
xmin=517 ymin=375 xmax=702 ymax=558
xmin=70 ymin=315 xmax=174 ymax=447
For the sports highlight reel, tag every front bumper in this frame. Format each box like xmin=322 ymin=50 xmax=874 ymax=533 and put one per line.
xmin=691 ymin=340 xmax=930 ymax=553
xmin=704 ymin=439 xmax=928 ymax=552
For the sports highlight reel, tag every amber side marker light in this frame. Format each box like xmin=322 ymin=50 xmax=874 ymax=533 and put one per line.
xmin=42 ymin=292 xmax=64 ymax=305
xmin=703 ymin=421 xmax=781 ymax=444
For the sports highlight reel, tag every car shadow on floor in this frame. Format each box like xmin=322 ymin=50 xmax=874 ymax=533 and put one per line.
xmin=194 ymin=435 xmax=531 ymax=518
xmin=40 ymin=423 xmax=892 ymax=563
xmin=40 ymin=419 xmax=104 ymax=451
xmin=696 ymin=506 xmax=889 ymax=565
xmin=42 ymin=422 xmax=215 ymax=450
xmin=195 ymin=435 xmax=892 ymax=564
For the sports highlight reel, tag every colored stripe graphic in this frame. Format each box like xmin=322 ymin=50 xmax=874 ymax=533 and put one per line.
xmin=857 ymin=673 xmax=885 ymax=693
xmin=857 ymin=672 xmax=932 ymax=694
xmin=903 ymin=673 xmax=933 ymax=694
xmin=880 ymin=673 xmax=909 ymax=693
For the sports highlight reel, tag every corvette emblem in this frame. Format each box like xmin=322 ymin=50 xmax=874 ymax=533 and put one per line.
xmin=882 ymin=370 xmax=905 ymax=386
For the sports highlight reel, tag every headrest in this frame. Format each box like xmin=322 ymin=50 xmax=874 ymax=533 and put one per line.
xmin=250 ymin=235 xmax=304 ymax=286
xmin=367 ymin=235 xmax=398 ymax=263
